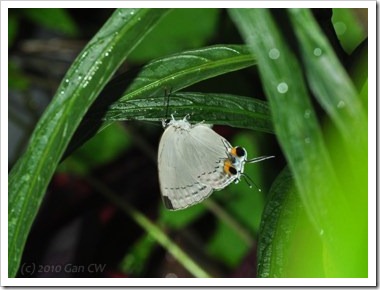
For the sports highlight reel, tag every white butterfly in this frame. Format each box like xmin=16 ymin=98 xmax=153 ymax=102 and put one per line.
xmin=158 ymin=116 xmax=273 ymax=210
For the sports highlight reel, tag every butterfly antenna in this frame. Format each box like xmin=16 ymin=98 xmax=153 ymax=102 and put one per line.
xmin=246 ymin=155 xmax=275 ymax=164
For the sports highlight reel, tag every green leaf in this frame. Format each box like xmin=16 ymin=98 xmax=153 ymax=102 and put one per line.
xmin=65 ymin=44 xmax=259 ymax=156
xmin=8 ymin=8 xmax=170 ymax=277
xmin=229 ymin=8 xmax=359 ymax=277
xmin=258 ymin=167 xmax=299 ymax=277
xmin=106 ymin=92 xmax=273 ymax=133
xmin=258 ymin=167 xmax=325 ymax=277
xmin=332 ymin=8 xmax=367 ymax=54
xmin=120 ymin=44 xmax=256 ymax=102
xmin=288 ymin=8 xmax=367 ymax=277
xmin=288 ymin=9 xmax=367 ymax=157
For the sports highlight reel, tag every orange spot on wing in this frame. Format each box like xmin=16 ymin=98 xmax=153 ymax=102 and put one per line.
xmin=224 ymin=160 xmax=232 ymax=175
xmin=223 ymin=159 xmax=237 ymax=176
xmin=230 ymin=147 xmax=237 ymax=157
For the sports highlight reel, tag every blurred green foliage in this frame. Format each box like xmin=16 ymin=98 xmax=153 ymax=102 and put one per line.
xmin=128 ymin=9 xmax=220 ymax=62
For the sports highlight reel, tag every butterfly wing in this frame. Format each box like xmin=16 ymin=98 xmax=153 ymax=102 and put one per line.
xmin=158 ymin=121 xmax=238 ymax=210
xmin=186 ymin=124 xmax=236 ymax=189
xmin=158 ymin=123 xmax=214 ymax=210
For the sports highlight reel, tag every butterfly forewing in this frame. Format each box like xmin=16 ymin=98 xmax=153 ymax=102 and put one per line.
xmin=158 ymin=122 xmax=215 ymax=210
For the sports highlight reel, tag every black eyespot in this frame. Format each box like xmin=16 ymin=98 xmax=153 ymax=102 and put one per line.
xmin=229 ymin=166 xmax=238 ymax=175
xmin=236 ymin=146 xmax=246 ymax=157
xmin=162 ymin=196 xmax=174 ymax=210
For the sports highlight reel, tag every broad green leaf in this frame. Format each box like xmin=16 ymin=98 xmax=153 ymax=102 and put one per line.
xmin=229 ymin=8 xmax=354 ymax=277
xmin=8 ymin=8 xmax=170 ymax=277
xmin=288 ymin=8 xmax=367 ymax=277
xmin=258 ymin=167 xmax=325 ymax=277
xmin=65 ymin=44 xmax=259 ymax=156
xmin=288 ymin=9 xmax=367 ymax=158
xmin=119 ymin=45 xmax=257 ymax=103
xmin=106 ymin=92 xmax=273 ymax=133
xmin=258 ymin=167 xmax=299 ymax=277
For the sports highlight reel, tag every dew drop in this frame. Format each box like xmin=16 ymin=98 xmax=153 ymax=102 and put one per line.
xmin=304 ymin=109 xmax=311 ymax=119
xmin=320 ymin=229 xmax=324 ymax=236
xmin=80 ymin=51 xmax=89 ymax=60
xmin=337 ymin=100 xmax=346 ymax=108
xmin=304 ymin=137 xmax=311 ymax=144
xmin=313 ymin=48 xmax=322 ymax=56
xmin=277 ymin=82 xmax=288 ymax=94
xmin=268 ymin=48 xmax=280 ymax=60
xmin=334 ymin=21 xmax=347 ymax=36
